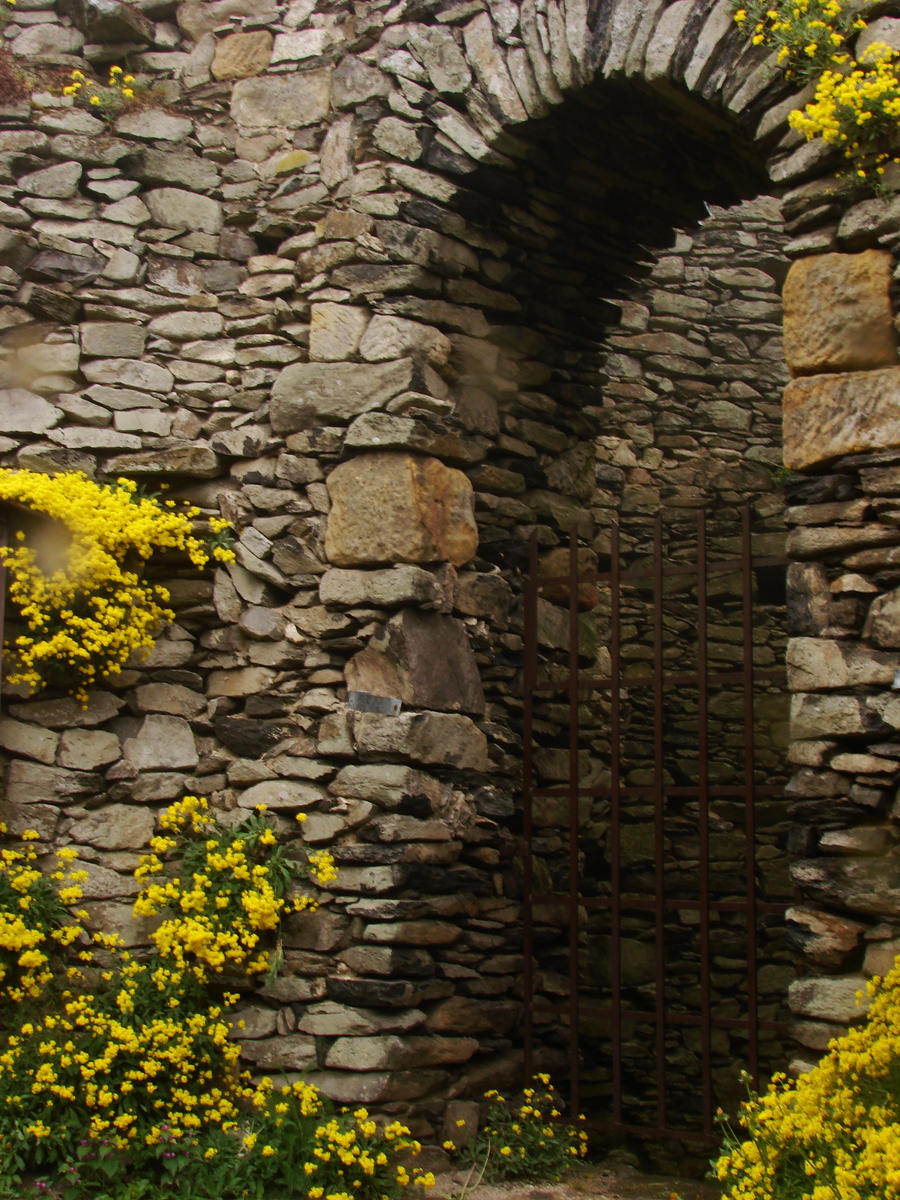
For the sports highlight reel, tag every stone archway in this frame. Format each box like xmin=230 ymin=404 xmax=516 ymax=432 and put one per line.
xmin=0 ymin=0 xmax=899 ymax=1152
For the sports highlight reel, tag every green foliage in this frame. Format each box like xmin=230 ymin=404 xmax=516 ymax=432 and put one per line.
xmin=444 ymin=1076 xmax=588 ymax=1183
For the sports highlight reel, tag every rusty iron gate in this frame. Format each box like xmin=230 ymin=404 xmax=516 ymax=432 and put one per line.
xmin=521 ymin=508 xmax=791 ymax=1144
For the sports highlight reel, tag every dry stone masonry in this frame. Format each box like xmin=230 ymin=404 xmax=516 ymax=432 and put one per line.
xmin=0 ymin=0 xmax=898 ymax=1145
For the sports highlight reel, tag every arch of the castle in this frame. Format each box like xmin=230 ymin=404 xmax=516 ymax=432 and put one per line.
xmin=0 ymin=0 xmax=899 ymax=1152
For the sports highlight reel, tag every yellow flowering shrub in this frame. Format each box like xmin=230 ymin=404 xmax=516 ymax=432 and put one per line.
xmin=715 ymin=959 xmax=900 ymax=1200
xmin=733 ymin=0 xmax=900 ymax=187
xmin=0 ymin=826 xmax=85 ymax=1009
xmin=789 ymin=43 xmax=900 ymax=183
xmin=734 ymin=0 xmax=863 ymax=81
xmin=133 ymin=796 xmax=336 ymax=984
xmin=445 ymin=1075 xmax=588 ymax=1182
xmin=0 ymin=470 xmax=234 ymax=701
xmin=0 ymin=802 xmax=434 ymax=1200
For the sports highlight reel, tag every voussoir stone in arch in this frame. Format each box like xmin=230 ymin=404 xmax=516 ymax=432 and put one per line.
xmin=324 ymin=452 xmax=478 ymax=568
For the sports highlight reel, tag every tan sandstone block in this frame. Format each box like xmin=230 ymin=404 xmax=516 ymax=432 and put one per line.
xmin=211 ymin=30 xmax=273 ymax=80
xmin=783 ymin=366 xmax=900 ymax=470
xmin=782 ymin=249 xmax=897 ymax=376
xmin=324 ymin=452 xmax=477 ymax=568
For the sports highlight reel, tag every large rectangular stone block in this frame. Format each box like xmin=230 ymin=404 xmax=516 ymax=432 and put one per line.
xmin=783 ymin=367 xmax=900 ymax=471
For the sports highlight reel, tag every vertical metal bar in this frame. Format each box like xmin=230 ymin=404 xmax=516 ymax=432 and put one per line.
xmin=610 ymin=518 xmax=623 ymax=1127
xmin=697 ymin=510 xmax=713 ymax=1138
xmin=522 ymin=531 xmax=538 ymax=1086
xmin=652 ymin=513 xmax=666 ymax=1129
xmin=742 ymin=505 xmax=760 ymax=1086
xmin=567 ymin=530 xmax=581 ymax=1116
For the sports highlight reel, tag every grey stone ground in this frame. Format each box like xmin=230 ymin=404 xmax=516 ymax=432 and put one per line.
xmin=430 ymin=1163 xmax=721 ymax=1200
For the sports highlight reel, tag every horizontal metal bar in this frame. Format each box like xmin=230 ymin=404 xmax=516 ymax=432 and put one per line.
xmin=577 ymin=1118 xmax=719 ymax=1144
xmin=532 ymin=666 xmax=786 ymax=695
xmin=531 ymin=782 xmax=786 ymax=799
xmin=538 ymin=554 xmax=787 ymax=588
xmin=531 ymin=893 xmax=787 ymax=915
xmin=531 ymin=1000 xmax=788 ymax=1033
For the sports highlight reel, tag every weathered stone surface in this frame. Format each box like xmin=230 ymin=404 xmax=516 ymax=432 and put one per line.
xmin=19 ymin=162 xmax=82 ymax=199
xmin=231 ymin=71 xmax=331 ymax=129
xmin=788 ymin=975 xmax=870 ymax=1024
xmin=237 ymin=780 xmax=326 ymax=810
xmin=71 ymin=857 xmax=140 ymax=901
xmin=313 ymin=1069 xmax=448 ymax=1104
xmin=864 ymin=588 xmax=900 ymax=649
xmin=68 ymin=804 xmax=154 ymax=851
xmin=325 ymin=1034 xmax=477 ymax=1070
xmin=122 ymin=716 xmax=198 ymax=772
xmin=0 ymin=718 xmax=58 ymax=765
xmin=782 ymin=251 xmax=897 ymax=376
xmin=208 ymin=666 xmax=277 ymax=698
xmin=346 ymin=610 xmax=484 ymax=715
xmin=787 ymin=638 xmax=898 ymax=691
xmin=144 ymin=189 xmax=222 ymax=234
xmin=239 ymin=1034 xmax=316 ymax=1070
xmin=320 ymin=566 xmax=454 ymax=611
xmin=783 ymin=368 xmax=900 ymax=472
xmin=116 ymin=110 xmax=192 ymax=143
xmin=9 ymin=691 xmax=123 ymax=728
xmin=331 ymin=56 xmax=390 ymax=108
xmin=58 ymin=730 xmax=120 ymax=771
xmin=11 ymin=23 xmax=84 ymax=57
xmin=792 ymin=857 xmax=900 ymax=918
xmin=105 ymin=447 xmax=220 ymax=477
xmin=81 ymin=359 xmax=173 ymax=392
xmin=0 ymin=389 xmax=60 ymax=435
xmin=325 ymin=453 xmax=477 ymax=568
xmin=363 ymin=919 xmax=458 ymax=944
xmin=81 ymin=322 xmax=147 ymax=359
xmin=7 ymin=760 xmax=99 ymax=805
xmin=308 ymin=303 xmax=370 ymax=362
xmin=351 ymin=710 xmax=489 ymax=770
xmin=69 ymin=0 xmax=154 ymax=42
xmin=463 ymin=12 xmax=527 ymax=121
xmin=359 ymin=316 xmax=451 ymax=365
xmin=426 ymin=996 xmax=520 ymax=1035
xmin=211 ymin=30 xmax=273 ymax=80
xmin=298 ymin=1001 xmax=425 ymax=1037
xmin=330 ymin=763 xmax=443 ymax=808
xmin=863 ymin=937 xmax=900 ymax=977
xmin=786 ymin=906 xmax=866 ymax=969
xmin=229 ymin=1006 xmax=277 ymax=1040
xmin=0 ymin=801 xmax=58 ymax=841
xmin=410 ymin=25 xmax=472 ymax=93
xmin=270 ymin=360 xmax=414 ymax=432
xmin=177 ymin=0 xmax=277 ymax=39
xmin=82 ymin=901 xmax=144 ymax=947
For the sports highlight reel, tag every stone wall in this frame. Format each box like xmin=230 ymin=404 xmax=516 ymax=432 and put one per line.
xmin=0 ymin=0 xmax=899 ymax=1149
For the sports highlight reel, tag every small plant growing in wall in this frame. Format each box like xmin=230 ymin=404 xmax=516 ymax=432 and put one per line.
xmin=0 ymin=469 xmax=234 ymax=701
xmin=733 ymin=0 xmax=900 ymax=189
xmin=62 ymin=64 xmax=138 ymax=121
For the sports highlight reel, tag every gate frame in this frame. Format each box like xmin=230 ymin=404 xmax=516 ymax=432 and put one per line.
xmin=521 ymin=507 xmax=790 ymax=1141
